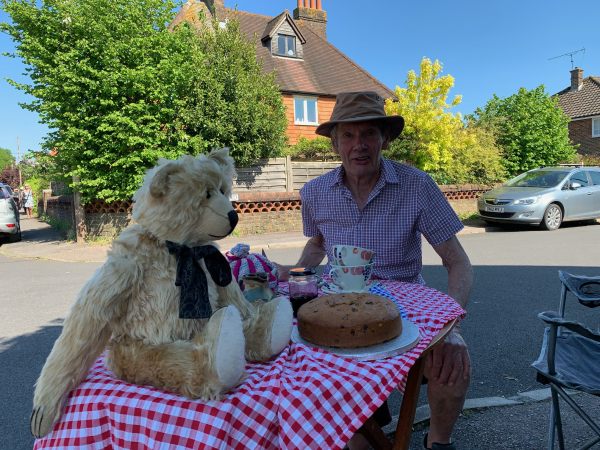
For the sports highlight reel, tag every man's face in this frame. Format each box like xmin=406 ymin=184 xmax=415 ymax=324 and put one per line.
xmin=332 ymin=121 xmax=389 ymax=181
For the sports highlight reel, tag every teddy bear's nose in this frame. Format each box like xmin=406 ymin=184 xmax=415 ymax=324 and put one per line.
xmin=228 ymin=210 xmax=239 ymax=230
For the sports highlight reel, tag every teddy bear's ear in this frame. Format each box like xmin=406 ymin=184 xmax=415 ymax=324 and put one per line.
xmin=208 ymin=147 xmax=234 ymax=170
xmin=149 ymin=162 xmax=182 ymax=198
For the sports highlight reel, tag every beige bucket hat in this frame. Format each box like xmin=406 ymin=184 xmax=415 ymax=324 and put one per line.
xmin=315 ymin=91 xmax=404 ymax=140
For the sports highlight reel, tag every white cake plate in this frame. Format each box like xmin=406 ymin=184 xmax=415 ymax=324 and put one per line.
xmin=291 ymin=318 xmax=421 ymax=361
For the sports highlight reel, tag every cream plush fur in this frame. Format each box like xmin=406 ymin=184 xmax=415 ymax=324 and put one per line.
xmin=31 ymin=148 xmax=293 ymax=438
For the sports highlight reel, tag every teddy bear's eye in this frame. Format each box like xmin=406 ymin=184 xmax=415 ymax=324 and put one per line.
xmin=206 ymin=191 xmax=211 ymax=199
xmin=220 ymin=188 xmax=225 ymax=195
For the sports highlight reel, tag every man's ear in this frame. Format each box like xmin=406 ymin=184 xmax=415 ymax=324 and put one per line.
xmin=149 ymin=163 xmax=181 ymax=198
xmin=381 ymin=136 xmax=390 ymax=150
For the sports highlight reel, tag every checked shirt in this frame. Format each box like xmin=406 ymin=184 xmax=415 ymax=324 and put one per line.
xmin=300 ymin=158 xmax=463 ymax=284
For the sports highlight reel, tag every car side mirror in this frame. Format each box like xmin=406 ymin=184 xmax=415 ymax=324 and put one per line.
xmin=569 ymin=181 xmax=582 ymax=190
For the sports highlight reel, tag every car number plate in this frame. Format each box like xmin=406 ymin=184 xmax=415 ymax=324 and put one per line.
xmin=485 ymin=206 xmax=504 ymax=213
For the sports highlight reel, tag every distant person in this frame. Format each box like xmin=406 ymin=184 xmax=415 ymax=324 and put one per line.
xmin=22 ymin=185 xmax=34 ymax=218
xmin=13 ymin=187 xmax=21 ymax=210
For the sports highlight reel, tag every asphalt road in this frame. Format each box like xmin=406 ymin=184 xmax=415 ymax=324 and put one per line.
xmin=1 ymin=221 xmax=599 ymax=450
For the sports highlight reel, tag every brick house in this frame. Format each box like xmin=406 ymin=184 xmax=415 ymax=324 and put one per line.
xmin=171 ymin=0 xmax=393 ymax=145
xmin=555 ymin=67 xmax=600 ymax=156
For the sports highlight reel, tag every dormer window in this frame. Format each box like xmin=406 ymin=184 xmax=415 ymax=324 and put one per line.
xmin=276 ymin=34 xmax=296 ymax=57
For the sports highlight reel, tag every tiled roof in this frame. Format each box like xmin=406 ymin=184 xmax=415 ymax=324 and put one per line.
xmin=555 ymin=77 xmax=600 ymax=119
xmin=170 ymin=3 xmax=393 ymax=98
xmin=221 ymin=9 xmax=393 ymax=98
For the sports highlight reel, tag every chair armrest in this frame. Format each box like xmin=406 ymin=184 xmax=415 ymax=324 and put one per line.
xmin=538 ymin=311 xmax=600 ymax=342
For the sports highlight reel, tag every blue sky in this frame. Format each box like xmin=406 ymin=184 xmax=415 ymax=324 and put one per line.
xmin=1 ymin=0 xmax=599 ymax=160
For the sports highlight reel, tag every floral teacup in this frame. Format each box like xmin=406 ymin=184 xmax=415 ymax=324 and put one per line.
xmin=332 ymin=245 xmax=375 ymax=266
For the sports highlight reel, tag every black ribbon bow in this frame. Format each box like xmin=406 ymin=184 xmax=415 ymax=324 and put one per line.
xmin=166 ymin=241 xmax=232 ymax=319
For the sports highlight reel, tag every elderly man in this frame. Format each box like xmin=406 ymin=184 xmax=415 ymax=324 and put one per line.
xmin=280 ymin=91 xmax=472 ymax=450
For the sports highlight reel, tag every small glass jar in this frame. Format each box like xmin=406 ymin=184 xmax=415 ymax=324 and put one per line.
xmin=288 ymin=267 xmax=319 ymax=317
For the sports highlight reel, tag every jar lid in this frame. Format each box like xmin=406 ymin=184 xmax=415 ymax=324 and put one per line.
xmin=289 ymin=267 xmax=316 ymax=276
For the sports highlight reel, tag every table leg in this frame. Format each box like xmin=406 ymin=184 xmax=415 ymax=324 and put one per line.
xmin=393 ymin=357 xmax=426 ymax=450
xmin=358 ymin=417 xmax=393 ymax=450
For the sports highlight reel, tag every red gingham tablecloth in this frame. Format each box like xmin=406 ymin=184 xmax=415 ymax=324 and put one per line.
xmin=34 ymin=281 xmax=465 ymax=450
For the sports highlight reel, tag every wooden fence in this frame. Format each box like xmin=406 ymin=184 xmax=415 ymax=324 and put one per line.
xmin=233 ymin=157 xmax=340 ymax=194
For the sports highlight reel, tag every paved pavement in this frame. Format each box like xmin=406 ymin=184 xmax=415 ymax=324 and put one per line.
xmin=2 ymin=217 xmax=598 ymax=449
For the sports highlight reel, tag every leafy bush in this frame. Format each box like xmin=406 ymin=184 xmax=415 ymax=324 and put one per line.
xmin=283 ymin=137 xmax=337 ymax=160
xmin=431 ymin=123 xmax=506 ymax=185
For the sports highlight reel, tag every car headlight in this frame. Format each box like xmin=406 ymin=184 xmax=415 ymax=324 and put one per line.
xmin=513 ymin=197 xmax=539 ymax=205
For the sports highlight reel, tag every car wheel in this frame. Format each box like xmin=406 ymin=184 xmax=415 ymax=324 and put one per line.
xmin=9 ymin=224 xmax=22 ymax=243
xmin=541 ymin=203 xmax=562 ymax=231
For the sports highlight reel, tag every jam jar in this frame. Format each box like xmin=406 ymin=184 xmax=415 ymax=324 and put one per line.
xmin=288 ymin=267 xmax=319 ymax=317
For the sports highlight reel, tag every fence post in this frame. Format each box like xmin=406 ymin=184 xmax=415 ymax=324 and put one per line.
xmin=285 ymin=155 xmax=294 ymax=192
xmin=72 ymin=176 xmax=87 ymax=243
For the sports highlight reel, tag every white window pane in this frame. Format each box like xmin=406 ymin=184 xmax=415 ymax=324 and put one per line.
xmin=593 ymin=118 xmax=600 ymax=137
xmin=294 ymin=99 xmax=305 ymax=122
xmin=307 ymin=100 xmax=317 ymax=123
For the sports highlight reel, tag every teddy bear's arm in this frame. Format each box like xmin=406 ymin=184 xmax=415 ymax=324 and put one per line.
xmin=215 ymin=281 xmax=254 ymax=318
xmin=31 ymin=256 xmax=137 ymax=438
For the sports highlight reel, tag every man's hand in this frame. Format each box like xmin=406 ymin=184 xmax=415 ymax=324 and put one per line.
xmin=272 ymin=261 xmax=291 ymax=281
xmin=425 ymin=330 xmax=470 ymax=387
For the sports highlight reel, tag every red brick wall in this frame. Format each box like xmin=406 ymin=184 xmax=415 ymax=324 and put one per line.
xmin=282 ymin=94 xmax=336 ymax=144
xmin=568 ymin=118 xmax=600 ymax=155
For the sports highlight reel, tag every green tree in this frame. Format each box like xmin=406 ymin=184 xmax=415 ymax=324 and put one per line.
xmin=384 ymin=57 xmax=504 ymax=184
xmin=384 ymin=58 xmax=463 ymax=172
xmin=471 ymin=86 xmax=577 ymax=176
xmin=1 ymin=0 xmax=287 ymax=202
xmin=0 ymin=147 xmax=15 ymax=170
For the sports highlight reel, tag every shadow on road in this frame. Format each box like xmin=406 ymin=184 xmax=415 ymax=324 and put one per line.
xmin=0 ymin=321 xmax=62 ymax=450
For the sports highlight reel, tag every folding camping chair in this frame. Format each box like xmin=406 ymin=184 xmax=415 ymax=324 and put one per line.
xmin=532 ymin=270 xmax=600 ymax=450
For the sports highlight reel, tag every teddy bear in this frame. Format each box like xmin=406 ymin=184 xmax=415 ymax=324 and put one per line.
xmin=30 ymin=148 xmax=293 ymax=438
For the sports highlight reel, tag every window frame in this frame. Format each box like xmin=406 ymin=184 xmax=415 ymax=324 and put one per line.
xmin=293 ymin=96 xmax=319 ymax=126
xmin=592 ymin=117 xmax=600 ymax=138
xmin=276 ymin=34 xmax=297 ymax=58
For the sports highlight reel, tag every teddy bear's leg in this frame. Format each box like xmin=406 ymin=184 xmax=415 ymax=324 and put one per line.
xmin=108 ymin=305 xmax=246 ymax=400
xmin=243 ymin=296 xmax=293 ymax=362
xmin=206 ymin=305 xmax=247 ymax=392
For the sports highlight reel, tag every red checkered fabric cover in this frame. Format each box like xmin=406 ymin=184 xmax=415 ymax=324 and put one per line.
xmin=34 ymin=281 xmax=464 ymax=450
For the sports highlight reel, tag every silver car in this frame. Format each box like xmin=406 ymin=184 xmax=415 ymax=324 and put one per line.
xmin=477 ymin=166 xmax=600 ymax=231
xmin=0 ymin=184 xmax=21 ymax=242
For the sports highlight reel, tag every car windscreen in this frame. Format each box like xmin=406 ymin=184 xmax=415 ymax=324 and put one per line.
xmin=0 ymin=188 xmax=9 ymax=199
xmin=505 ymin=170 xmax=569 ymax=188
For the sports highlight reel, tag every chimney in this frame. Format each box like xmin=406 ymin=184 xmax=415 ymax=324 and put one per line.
xmin=203 ymin=0 xmax=225 ymax=16
xmin=293 ymin=0 xmax=327 ymax=39
xmin=570 ymin=67 xmax=583 ymax=91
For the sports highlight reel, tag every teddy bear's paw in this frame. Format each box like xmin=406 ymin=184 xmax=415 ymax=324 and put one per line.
xmin=30 ymin=404 xmax=58 ymax=439
xmin=213 ymin=305 xmax=246 ymax=389
xmin=268 ymin=296 xmax=293 ymax=356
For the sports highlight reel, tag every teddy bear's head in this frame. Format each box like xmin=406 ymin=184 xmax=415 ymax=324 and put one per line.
xmin=132 ymin=148 xmax=238 ymax=245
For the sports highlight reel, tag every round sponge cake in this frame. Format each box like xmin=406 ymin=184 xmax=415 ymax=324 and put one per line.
xmin=297 ymin=293 xmax=402 ymax=348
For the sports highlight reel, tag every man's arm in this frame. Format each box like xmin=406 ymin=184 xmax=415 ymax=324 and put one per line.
xmin=426 ymin=235 xmax=473 ymax=386
xmin=274 ymin=234 xmax=326 ymax=281
xmin=431 ymin=235 xmax=473 ymax=310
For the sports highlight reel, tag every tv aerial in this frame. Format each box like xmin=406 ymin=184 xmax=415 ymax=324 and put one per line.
xmin=548 ymin=48 xmax=585 ymax=69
